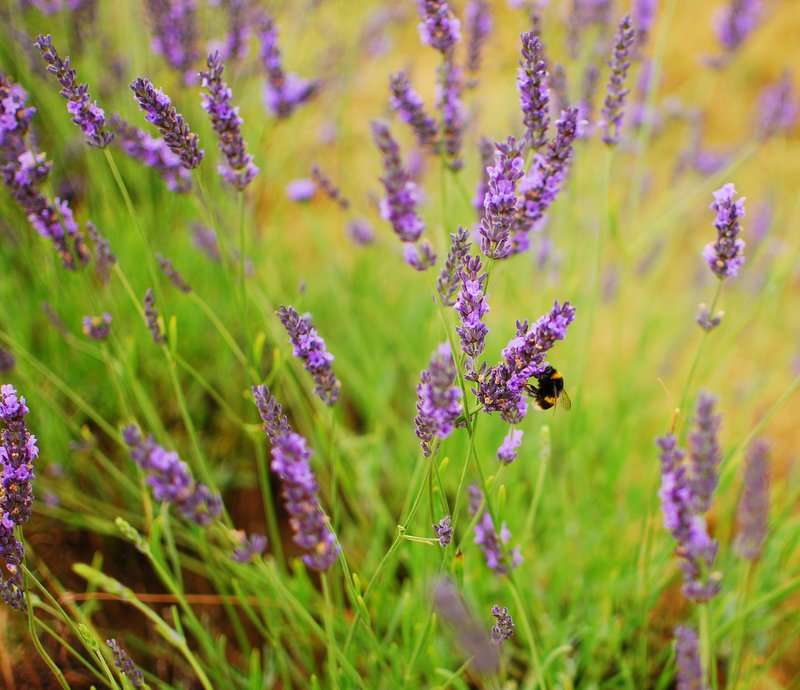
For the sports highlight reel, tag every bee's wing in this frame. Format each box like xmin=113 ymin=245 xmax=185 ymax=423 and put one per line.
xmin=558 ymin=388 xmax=572 ymax=411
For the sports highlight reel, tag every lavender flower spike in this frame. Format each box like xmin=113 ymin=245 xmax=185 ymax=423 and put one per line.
xmin=82 ymin=313 xmax=112 ymax=340
xmin=389 ymin=72 xmax=438 ymax=153
xmin=34 ymin=35 xmax=113 ymax=147
xmin=480 ymin=136 xmax=526 ymax=259
xmin=436 ymin=56 xmax=465 ymax=170
xmin=146 ymin=0 xmax=200 ymax=83
xmin=454 ymin=254 xmax=489 ymax=361
xmin=437 ymin=227 xmax=471 ymax=306
xmin=414 ymin=343 xmax=462 ymax=457
xmin=464 ymin=0 xmax=492 ymax=75
xmin=371 ymin=120 xmax=425 ymax=243
xmin=106 ymin=639 xmax=145 ymax=690
xmin=433 ymin=515 xmax=453 ymax=547
xmin=200 ymin=51 xmax=258 ymax=190
xmin=688 ymin=392 xmax=722 ymax=513
xmin=311 ymin=165 xmax=349 ymax=210
xmin=518 ymin=32 xmax=550 ymax=150
xmin=143 ymin=289 xmax=165 ymax=344
xmin=490 ymin=605 xmax=515 ymax=646
xmin=474 ymin=513 xmax=522 ymax=574
xmin=735 ymin=439 xmax=769 ymax=561
xmin=599 ymin=15 xmax=636 ymax=145
xmin=497 ymin=429 xmax=523 ymax=464
xmin=259 ymin=14 xmax=320 ymax=118
xmin=674 ymin=626 xmax=704 ymax=690
xmin=130 ymin=77 xmax=203 ymax=169
xmin=252 ymin=386 xmax=340 ymax=570
xmin=714 ymin=0 xmax=762 ymax=54
xmin=123 ymin=424 xmax=222 ymax=526
xmin=404 ymin=240 xmax=438 ymax=272
xmin=277 ymin=306 xmax=340 ymax=406
xmin=156 ymin=253 xmax=192 ymax=293
xmin=232 ymin=532 xmax=268 ymax=563
xmin=86 ymin=222 xmax=117 ymax=285
xmin=758 ymin=70 xmax=798 ymax=140
xmin=0 ymin=385 xmax=38 ymax=610
xmin=704 ymin=183 xmax=746 ymax=279
xmin=417 ymin=0 xmax=462 ymax=54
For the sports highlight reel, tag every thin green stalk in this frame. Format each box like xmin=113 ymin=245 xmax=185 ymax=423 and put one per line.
xmin=24 ymin=587 xmax=71 ymax=690
xmin=698 ymin=602 xmax=717 ymax=690
xmin=727 ymin=561 xmax=753 ymax=689
xmin=321 ymin=574 xmax=341 ymax=690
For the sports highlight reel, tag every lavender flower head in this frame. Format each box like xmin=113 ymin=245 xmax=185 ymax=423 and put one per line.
xmin=347 ymin=218 xmax=375 ymax=245
xmin=518 ymin=31 xmax=550 ymax=150
xmin=200 ymin=52 xmax=258 ymax=189
xmin=106 ymin=639 xmax=145 ymax=690
xmin=146 ymin=0 xmax=200 ymax=82
xmin=437 ymin=227 xmax=471 ymax=307
xmin=480 ymin=136 xmax=526 ymax=259
xmin=371 ymin=120 xmax=425 ymax=243
xmin=454 ymin=254 xmax=489 ymax=362
xmin=758 ymin=71 xmax=798 ymax=140
xmin=688 ymin=392 xmax=722 ymax=513
xmin=490 ymin=605 xmax=515 ymax=645
xmin=436 ymin=57 xmax=464 ymax=170
xmin=259 ymin=15 xmax=319 ymax=118
xmin=433 ymin=515 xmax=453 ymax=547
xmin=124 ymin=425 xmax=222 ymax=526
xmin=111 ymin=115 xmax=192 ymax=193
xmin=82 ymin=313 xmax=111 ymax=340
xmin=0 ymin=385 xmax=38 ymax=610
xmin=414 ymin=343 xmax=462 ymax=457
xmin=714 ymin=0 xmax=762 ymax=54
xmin=657 ymin=434 xmax=721 ymax=602
xmin=696 ymin=303 xmax=723 ymax=332
xmin=0 ymin=74 xmax=35 ymax=153
xmin=311 ymin=165 xmax=349 ymax=210
xmin=143 ymin=288 xmax=165 ymax=344
xmin=277 ymin=306 xmax=340 ymax=406
xmin=404 ymin=240 xmax=438 ymax=272
xmin=417 ymin=0 xmax=462 ymax=54
xmin=389 ymin=72 xmax=438 ymax=153
xmin=674 ymin=626 xmax=704 ymax=690
xmin=0 ymin=350 xmax=14 ymax=374
xmin=599 ymin=15 xmax=636 ymax=145
xmin=34 ymin=34 xmax=113 ymax=147
xmin=735 ymin=438 xmax=769 ymax=561
xmin=633 ymin=0 xmax=658 ymax=48
xmin=704 ymin=183 xmax=746 ymax=279
xmin=286 ymin=178 xmax=316 ymax=202
xmin=232 ymin=532 xmax=268 ymax=563
xmin=156 ymin=253 xmax=192 ymax=293
xmin=86 ymin=221 xmax=116 ymax=286
xmin=464 ymin=0 xmax=492 ymax=75
xmin=497 ymin=429 xmax=523 ymax=465
xmin=130 ymin=78 xmax=203 ymax=169
xmin=252 ymin=386 xmax=340 ymax=570
xmin=474 ymin=512 xmax=522 ymax=574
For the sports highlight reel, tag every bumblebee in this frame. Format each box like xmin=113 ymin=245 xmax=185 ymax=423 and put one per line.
xmin=525 ymin=365 xmax=571 ymax=411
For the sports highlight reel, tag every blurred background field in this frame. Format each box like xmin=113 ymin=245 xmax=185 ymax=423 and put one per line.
xmin=0 ymin=0 xmax=799 ymax=688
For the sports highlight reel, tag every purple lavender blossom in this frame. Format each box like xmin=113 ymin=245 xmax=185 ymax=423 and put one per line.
xmin=599 ymin=15 xmax=636 ymax=146
xmin=490 ymin=605 xmax=514 ymax=645
xmin=145 ymin=0 xmax=200 ymax=83
xmin=0 ymin=385 xmax=38 ymax=610
xmin=674 ymin=626 xmax=704 ymax=690
xmin=510 ymin=107 xmax=581 ymax=252
xmin=688 ymin=392 xmax=722 ymax=513
xmin=259 ymin=15 xmax=319 ymax=118
xmin=0 ymin=350 xmax=14 ymax=374
xmin=464 ymin=0 xmax=491 ymax=75
xmin=479 ymin=136 xmax=525 ymax=259
xmin=86 ymin=221 xmax=116 ymax=285
xmin=518 ymin=32 xmax=550 ymax=150
xmin=474 ymin=513 xmax=522 ymax=574
xmin=417 ymin=0 xmax=462 ymax=54
xmin=286 ymin=178 xmax=316 ymax=202
xmin=735 ymin=439 xmax=769 ymax=561
xmin=404 ymin=240 xmax=438 ymax=272
xmin=497 ymin=429 xmax=523 ymax=464
xmin=156 ymin=253 xmax=192 ymax=293
xmin=106 ymin=639 xmax=145 ymax=690
xmin=455 ymin=254 xmax=489 ymax=362
xmin=433 ymin=515 xmax=453 ymax=547
xmin=696 ymin=303 xmax=723 ymax=332
xmin=311 ymin=165 xmax=349 ymax=210
xmin=34 ymin=34 xmax=113 ymax=147
xmin=231 ymin=532 xmax=268 ymax=563
xmin=372 ymin=120 xmax=425 ymax=243
xmin=111 ymin=116 xmax=191 ymax=193
xmin=389 ymin=72 xmax=438 ymax=153
xmin=704 ymin=183 xmax=746 ymax=279
xmin=436 ymin=56 xmax=464 ymax=170
xmin=252 ymin=385 xmax=340 ymax=570
xmin=633 ymin=0 xmax=657 ymax=48
xmin=277 ymin=306 xmax=340 ymax=406
xmin=123 ymin=424 xmax=222 ymax=526
xmin=437 ymin=227 xmax=471 ymax=306
xmin=0 ymin=74 xmax=35 ymax=157
xmin=347 ymin=218 xmax=375 ymax=246
xmin=758 ymin=71 xmax=798 ymax=140
xmin=473 ymin=137 xmax=494 ymax=217
xmin=414 ymin=343 xmax=462 ymax=457
xmin=130 ymin=78 xmax=203 ymax=169
xmin=714 ymin=0 xmax=762 ymax=54
xmin=143 ymin=289 xmax=165 ymax=344
xmin=217 ymin=0 xmax=250 ymax=63
xmin=657 ymin=434 xmax=721 ymax=602
xmin=578 ymin=64 xmax=601 ymax=134
xmin=200 ymin=51 xmax=259 ymax=190
xmin=82 ymin=313 xmax=111 ymax=340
